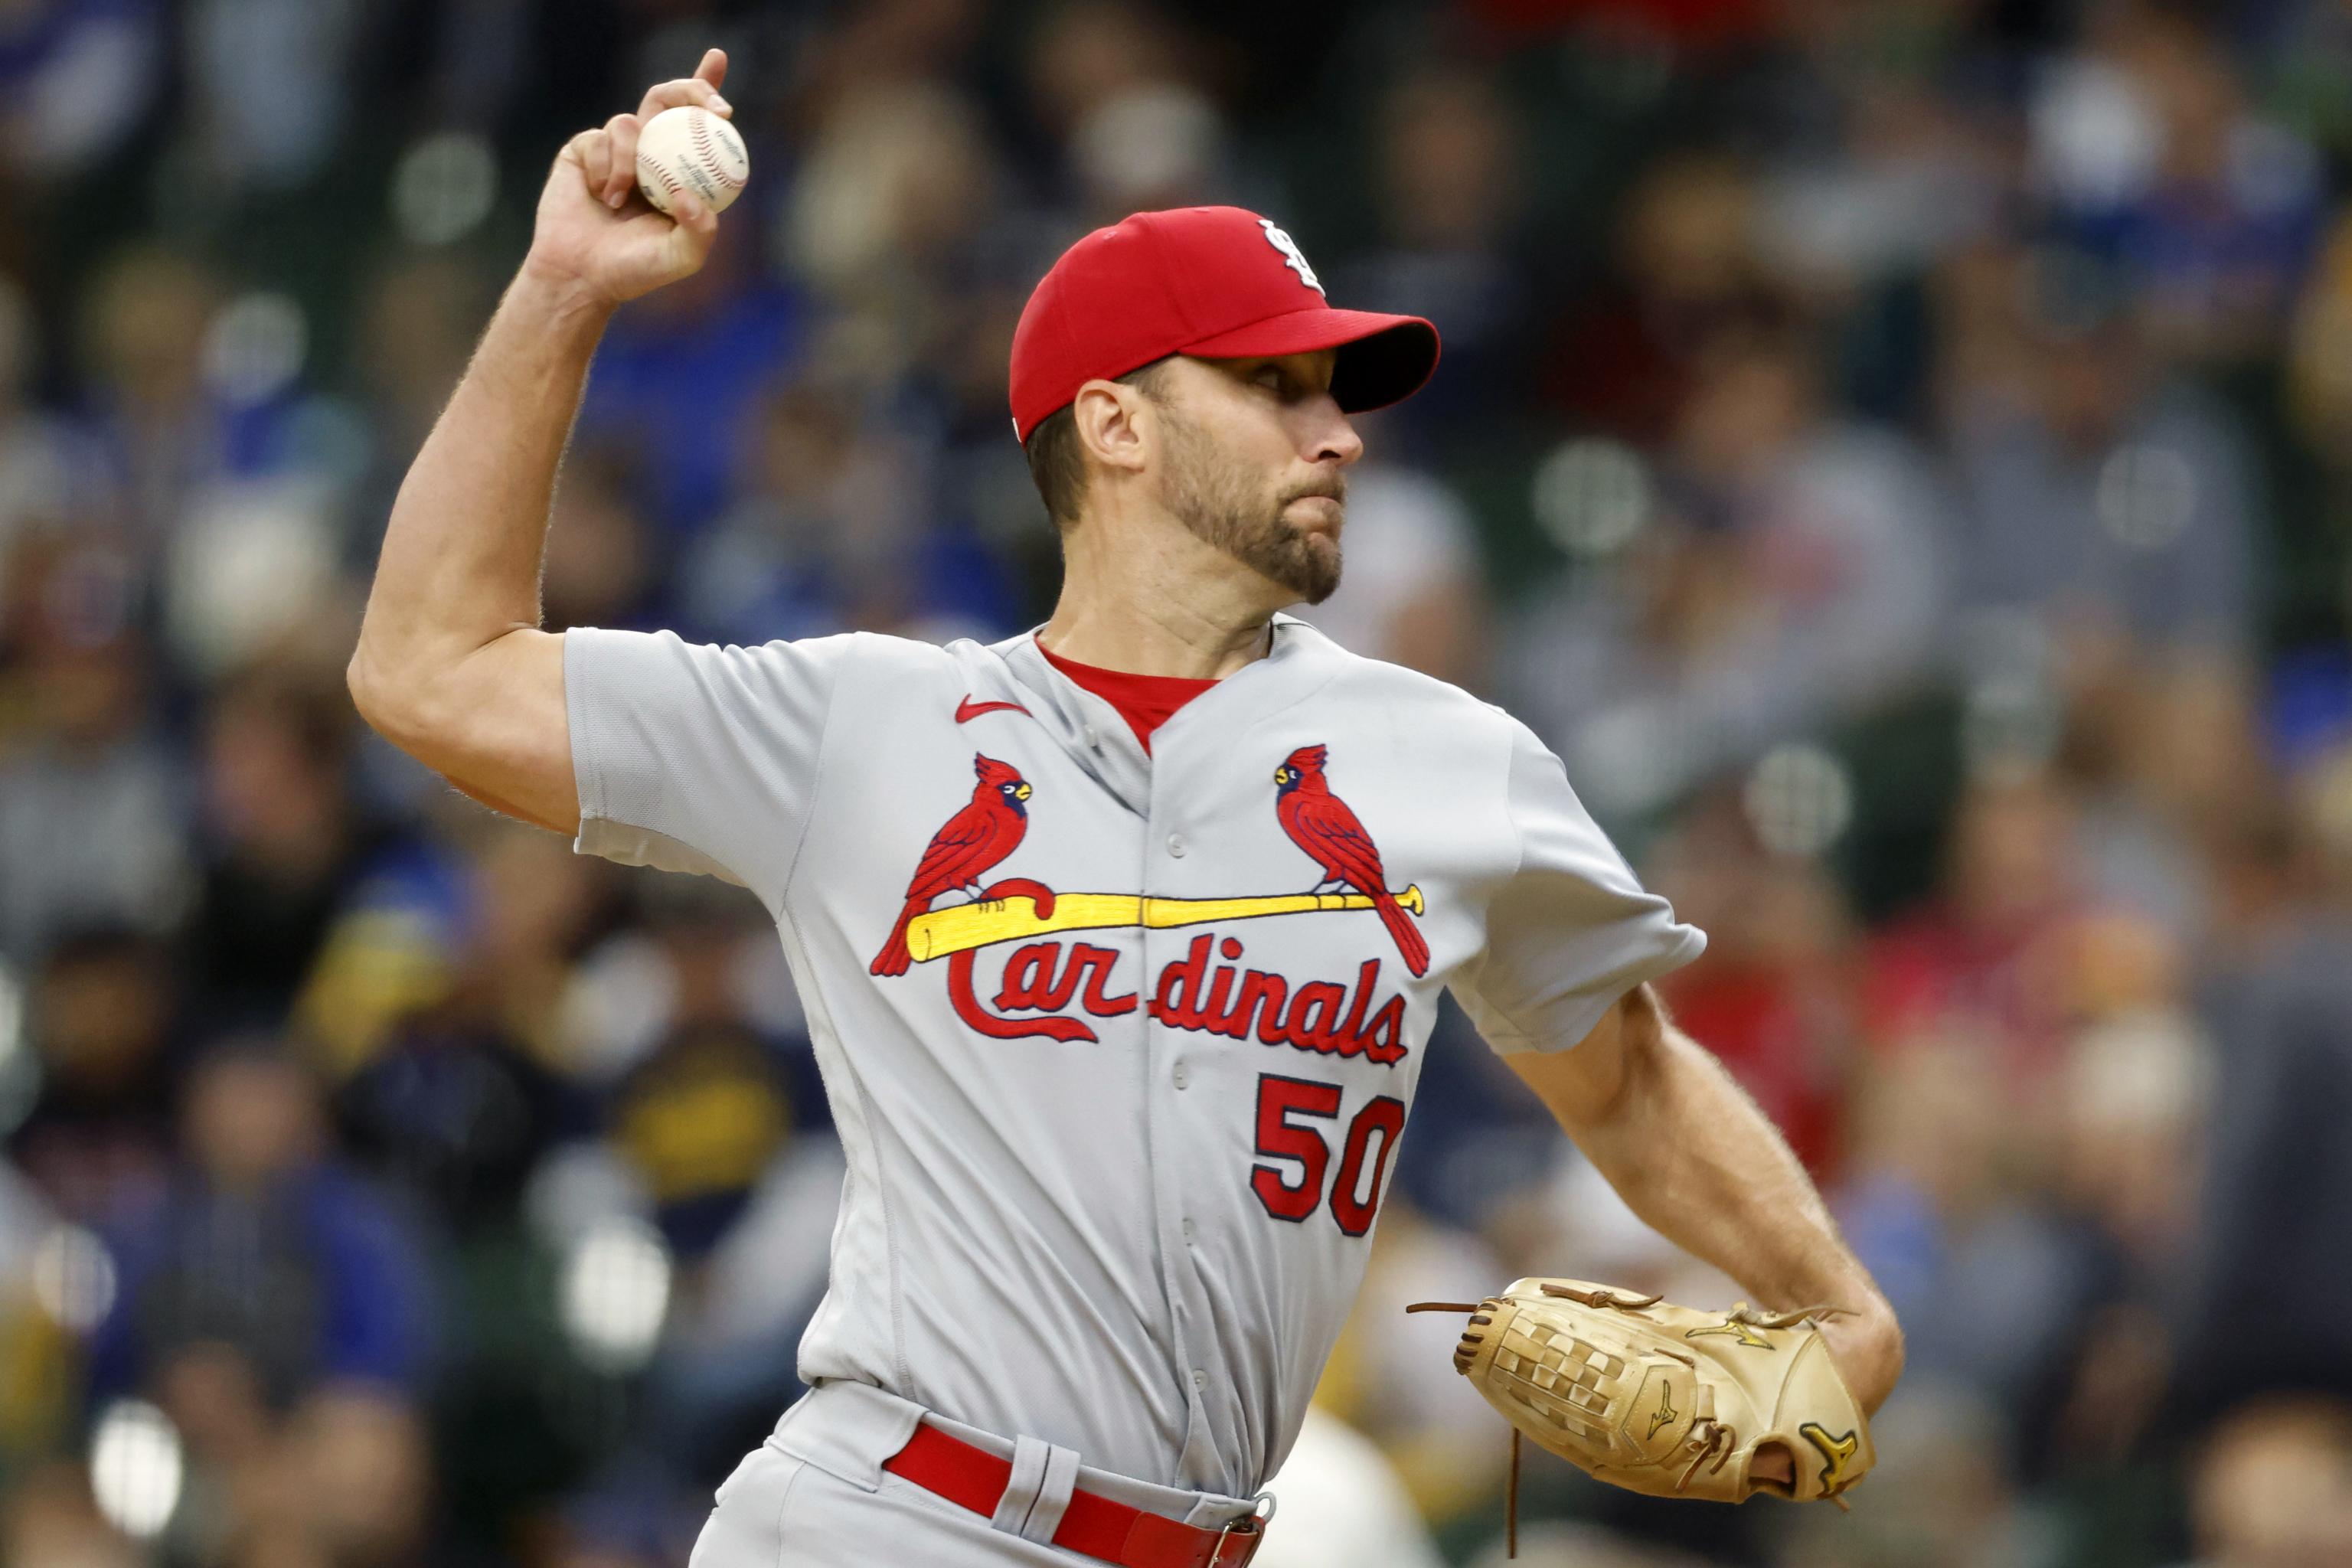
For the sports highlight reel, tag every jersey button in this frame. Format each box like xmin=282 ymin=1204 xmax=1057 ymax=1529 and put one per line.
xmin=1172 ymin=1061 xmax=1190 ymax=1089
xmin=1167 ymin=833 xmax=1187 ymax=858
xmin=1181 ymin=1218 xmax=1197 ymax=1243
xmin=1192 ymin=1369 xmax=1207 ymax=1391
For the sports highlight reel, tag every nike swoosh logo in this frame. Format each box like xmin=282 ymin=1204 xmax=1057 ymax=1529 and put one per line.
xmin=956 ymin=696 xmax=1031 ymax=724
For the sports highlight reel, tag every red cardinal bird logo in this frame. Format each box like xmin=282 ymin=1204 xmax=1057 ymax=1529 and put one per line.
xmin=870 ymin=754 xmax=1034 ymax=976
xmin=1273 ymin=743 xmax=1429 ymax=976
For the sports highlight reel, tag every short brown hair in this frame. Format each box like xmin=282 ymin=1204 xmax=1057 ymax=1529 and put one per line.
xmin=1024 ymin=358 xmax=1170 ymax=528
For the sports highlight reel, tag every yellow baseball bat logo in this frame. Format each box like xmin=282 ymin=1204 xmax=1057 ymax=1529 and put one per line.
xmin=905 ymin=886 xmax=1426 ymax=962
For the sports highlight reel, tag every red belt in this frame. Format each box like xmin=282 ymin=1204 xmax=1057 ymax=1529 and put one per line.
xmin=882 ymin=1421 xmax=1267 ymax=1568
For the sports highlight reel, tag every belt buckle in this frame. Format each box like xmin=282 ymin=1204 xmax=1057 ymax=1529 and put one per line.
xmin=1208 ymin=1492 xmax=1276 ymax=1567
xmin=1207 ymin=1519 xmax=1261 ymax=1567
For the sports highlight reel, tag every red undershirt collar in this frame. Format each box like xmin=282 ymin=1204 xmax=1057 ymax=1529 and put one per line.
xmin=1037 ymin=643 xmax=1220 ymax=756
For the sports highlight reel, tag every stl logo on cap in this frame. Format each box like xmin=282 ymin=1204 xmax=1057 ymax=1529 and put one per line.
xmin=1259 ymin=219 xmax=1325 ymax=295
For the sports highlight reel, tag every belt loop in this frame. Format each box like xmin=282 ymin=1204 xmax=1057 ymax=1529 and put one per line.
xmin=989 ymin=1436 xmax=1051 ymax=1537
xmin=1018 ymin=1442 xmax=1081 ymax=1544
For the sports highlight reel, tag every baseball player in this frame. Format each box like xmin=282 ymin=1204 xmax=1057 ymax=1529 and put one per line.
xmin=348 ymin=51 xmax=1903 ymax=1566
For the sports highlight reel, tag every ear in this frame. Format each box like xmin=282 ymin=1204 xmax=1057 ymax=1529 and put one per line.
xmin=1072 ymin=377 xmax=1155 ymax=479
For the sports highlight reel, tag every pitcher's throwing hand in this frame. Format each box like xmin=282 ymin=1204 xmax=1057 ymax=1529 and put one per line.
xmin=521 ymin=47 xmax=736 ymax=309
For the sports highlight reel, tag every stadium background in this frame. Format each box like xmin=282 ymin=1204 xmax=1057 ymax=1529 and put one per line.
xmin=6 ymin=0 xmax=2352 ymax=1563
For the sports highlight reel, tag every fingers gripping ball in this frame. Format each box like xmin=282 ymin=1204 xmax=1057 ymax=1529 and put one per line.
xmin=1414 ymin=1279 xmax=1873 ymax=1511
xmin=635 ymin=106 xmax=748 ymax=215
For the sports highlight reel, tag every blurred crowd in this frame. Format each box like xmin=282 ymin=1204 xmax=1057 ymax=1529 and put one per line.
xmin=8 ymin=0 xmax=2352 ymax=1565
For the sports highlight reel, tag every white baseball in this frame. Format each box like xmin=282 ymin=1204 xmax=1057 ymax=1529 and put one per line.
xmin=635 ymin=105 xmax=749 ymax=216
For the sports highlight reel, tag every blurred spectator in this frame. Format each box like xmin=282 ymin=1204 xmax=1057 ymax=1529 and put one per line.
xmin=74 ymin=247 xmax=220 ymax=544
xmin=345 ymin=253 xmax=493 ymax=560
xmin=1833 ymin=1041 xmax=2092 ymax=1443
xmin=624 ymin=1021 xmax=838 ymax=1475
xmin=1029 ymin=0 xmax=1230 ymax=222
xmin=671 ymin=378 xmax=923 ymax=645
xmin=89 ymin=1042 xmax=436 ymax=1406
xmin=575 ymin=217 xmax=802 ymax=540
xmin=1753 ymin=38 xmax=2001 ymax=305
xmin=2174 ymin=902 xmax=2352 ymax=1423
xmin=185 ymin=665 xmax=387 ymax=1032
xmin=1070 ymin=80 xmax=1229 ymax=220
xmin=2183 ymin=1397 xmax=2352 ymax=1568
xmin=1648 ymin=792 xmax=1857 ymax=1175
xmin=0 ymin=270 xmax=109 ymax=626
xmin=612 ymin=1022 xmax=794 ymax=1261
xmin=782 ymin=78 xmax=1003 ymax=321
xmin=1942 ymin=249 xmax=2262 ymax=658
xmin=0 ymin=0 xmax=165 ymax=185
xmin=0 ymin=1462 xmax=140 ymax=1568
xmin=544 ymin=452 xmax=658 ymax=636
xmin=181 ymin=0 xmax=368 ymax=193
xmin=1862 ymin=771 xmax=2095 ymax=1083
xmin=1544 ymin=154 xmax=1784 ymax=447
xmin=6 ymin=927 xmax=178 ymax=1224
xmin=2041 ymin=1008 xmax=2210 ymax=1474
xmin=1339 ymin=68 xmax=1527 ymax=441
xmin=1024 ymin=0 xmax=1196 ymax=152
xmin=2059 ymin=651 xmax=2265 ymax=946
xmin=1513 ymin=326 xmax=1946 ymax=818
xmin=2055 ymin=1008 xmax=2210 ymax=1279
xmin=334 ymin=1002 xmax=576 ymax=1244
xmin=2034 ymin=11 xmax=2324 ymax=365
xmin=279 ymin=1385 xmax=433 ymax=1568
xmin=0 ymin=624 xmax=188 ymax=964
xmin=2288 ymin=207 xmax=2352 ymax=458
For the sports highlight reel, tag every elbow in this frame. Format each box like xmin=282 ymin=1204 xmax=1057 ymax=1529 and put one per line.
xmin=345 ymin=639 xmax=438 ymax=751
xmin=345 ymin=645 xmax=378 ymax=724
xmin=345 ymin=641 xmax=398 ymax=735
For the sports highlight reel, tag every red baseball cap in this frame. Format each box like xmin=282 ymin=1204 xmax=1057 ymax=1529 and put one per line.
xmin=1008 ymin=206 xmax=1440 ymax=443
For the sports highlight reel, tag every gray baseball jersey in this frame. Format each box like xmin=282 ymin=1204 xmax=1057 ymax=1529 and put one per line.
xmin=565 ymin=613 xmax=1704 ymax=1499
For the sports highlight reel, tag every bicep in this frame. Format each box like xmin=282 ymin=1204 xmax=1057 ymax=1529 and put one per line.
xmin=373 ymin=627 xmax=579 ymax=835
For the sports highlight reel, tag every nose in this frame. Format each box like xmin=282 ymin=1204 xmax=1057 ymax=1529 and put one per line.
xmin=1306 ymin=396 xmax=1364 ymax=469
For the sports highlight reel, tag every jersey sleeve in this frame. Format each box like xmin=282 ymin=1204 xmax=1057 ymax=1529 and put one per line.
xmin=1450 ymin=720 xmax=1707 ymax=1055
xmin=564 ymin=626 xmax=858 ymax=909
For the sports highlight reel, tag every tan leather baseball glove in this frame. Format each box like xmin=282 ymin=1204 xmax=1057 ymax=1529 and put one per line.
xmin=1410 ymin=1278 xmax=1873 ymax=1546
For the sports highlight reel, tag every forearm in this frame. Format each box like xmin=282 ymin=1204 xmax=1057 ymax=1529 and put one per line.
xmin=1514 ymin=987 xmax=1903 ymax=1410
xmin=1580 ymin=1020 xmax=1871 ymax=1314
xmin=349 ymin=267 xmax=609 ymax=708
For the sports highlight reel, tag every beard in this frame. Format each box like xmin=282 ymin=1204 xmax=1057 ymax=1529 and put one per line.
xmin=1155 ymin=408 xmax=1344 ymax=605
